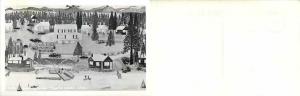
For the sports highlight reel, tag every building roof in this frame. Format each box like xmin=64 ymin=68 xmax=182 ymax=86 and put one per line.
xmin=97 ymin=25 xmax=108 ymax=29
xmin=91 ymin=54 xmax=107 ymax=61
xmin=116 ymin=26 xmax=126 ymax=30
xmin=36 ymin=22 xmax=50 ymax=26
xmin=41 ymin=33 xmax=57 ymax=42
xmin=54 ymin=24 xmax=77 ymax=29
xmin=104 ymin=56 xmax=113 ymax=62
xmin=8 ymin=56 xmax=22 ymax=61
xmin=81 ymin=25 xmax=91 ymax=29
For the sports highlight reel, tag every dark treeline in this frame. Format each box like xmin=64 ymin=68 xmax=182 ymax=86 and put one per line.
xmin=5 ymin=9 xmax=146 ymax=29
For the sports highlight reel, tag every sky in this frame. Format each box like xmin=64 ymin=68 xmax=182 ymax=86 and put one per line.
xmin=5 ymin=0 xmax=147 ymax=10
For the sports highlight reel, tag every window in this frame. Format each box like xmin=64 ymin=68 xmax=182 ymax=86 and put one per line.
xmin=96 ymin=62 xmax=100 ymax=66
xmin=73 ymin=35 xmax=74 ymax=39
xmin=58 ymin=30 xmax=59 ymax=33
xmin=65 ymin=35 xmax=66 ymax=39
xmin=104 ymin=62 xmax=110 ymax=66
xmin=74 ymin=29 xmax=76 ymax=32
xmin=89 ymin=61 xmax=93 ymax=65
xmin=57 ymin=35 xmax=58 ymax=39
xmin=76 ymin=35 xmax=78 ymax=39
xmin=27 ymin=61 xmax=30 ymax=64
xmin=103 ymin=62 xmax=110 ymax=69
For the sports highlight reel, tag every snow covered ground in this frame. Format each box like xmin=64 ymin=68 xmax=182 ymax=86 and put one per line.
xmin=5 ymin=70 xmax=146 ymax=91
xmin=5 ymin=23 xmax=146 ymax=91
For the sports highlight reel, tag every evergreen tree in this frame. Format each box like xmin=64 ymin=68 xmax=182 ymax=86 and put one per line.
xmin=33 ymin=52 xmax=37 ymax=60
xmin=141 ymin=42 xmax=146 ymax=56
xmin=123 ymin=13 xmax=143 ymax=64
xmin=12 ymin=19 xmax=17 ymax=29
xmin=91 ymin=11 xmax=99 ymax=41
xmin=76 ymin=11 xmax=83 ymax=32
xmin=5 ymin=46 xmax=8 ymax=62
xmin=114 ymin=12 xmax=118 ymax=29
xmin=124 ymin=13 xmax=136 ymax=64
xmin=108 ymin=12 xmax=114 ymax=30
xmin=141 ymin=80 xmax=146 ymax=88
xmin=106 ymin=12 xmax=116 ymax=46
xmin=38 ymin=50 xmax=41 ymax=59
xmin=106 ymin=31 xmax=115 ymax=46
xmin=73 ymin=42 xmax=83 ymax=56
xmin=7 ymin=37 xmax=14 ymax=57
xmin=20 ymin=18 xmax=25 ymax=25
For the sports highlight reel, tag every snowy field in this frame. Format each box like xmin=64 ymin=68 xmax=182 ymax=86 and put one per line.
xmin=5 ymin=23 xmax=146 ymax=91
xmin=5 ymin=70 xmax=146 ymax=91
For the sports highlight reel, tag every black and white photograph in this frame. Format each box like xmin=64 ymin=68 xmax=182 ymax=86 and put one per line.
xmin=4 ymin=5 xmax=146 ymax=91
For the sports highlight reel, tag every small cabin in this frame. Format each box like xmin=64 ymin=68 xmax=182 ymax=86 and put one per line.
xmin=88 ymin=54 xmax=113 ymax=71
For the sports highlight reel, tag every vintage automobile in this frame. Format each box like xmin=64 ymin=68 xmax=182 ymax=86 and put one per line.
xmin=49 ymin=53 xmax=61 ymax=58
xmin=97 ymin=40 xmax=106 ymax=44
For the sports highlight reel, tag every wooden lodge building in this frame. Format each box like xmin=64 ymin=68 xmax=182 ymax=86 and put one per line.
xmin=7 ymin=56 xmax=33 ymax=68
xmin=88 ymin=54 xmax=113 ymax=71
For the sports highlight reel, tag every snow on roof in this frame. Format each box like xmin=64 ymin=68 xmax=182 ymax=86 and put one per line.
xmin=41 ymin=33 xmax=57 ymax=42
xmin=8 ymin=56 xmax=22 ymax=61
xmin=54 ymin=43 xmax=76 ymax=54
xmin=5 ymin=23 xmax=13 ymax=27
xmin=54 ymin=24 xmax=77 ymax=29
xmin=6 ymin=22 xmax=12 ymax=25
xmin=91 ymin=54 xmax=106 ymax=61
xmin=116 ymin=26 xmax=126 ymax=30
xmin=81 ymin=25 xmax=91 ymax=29
xmin=36 ymin=22 xmax=50 ymax=26
xmin=98 ymin=25 xmax=108 ymax=29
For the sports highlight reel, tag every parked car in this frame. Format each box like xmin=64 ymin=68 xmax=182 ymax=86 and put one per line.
xmin=23 ymin=45 xmax=28 ymax=48
xmin=121 ymin=57 xmax=130 ymax=65
xmin=49 ymin=53 xmax=61 ymax=58
xmin=27 ymin=23 xmax=34 ymax=26
xmin=30 ymin=38 xmax=42 ymax=43
xmin=97 ymin=40 xmax=105 ymax=44
xmin=27 ymin=29 xmax=34 ymax=34
xmin=80 ymin=55 xmax=88 ymax=59
xmin=30 ymin=85 xmax=38 ymax=88
xmin=38 ymin=33 xmax=46 ymax=35
xmin=122 ymin=66 xmax=131 ymax=73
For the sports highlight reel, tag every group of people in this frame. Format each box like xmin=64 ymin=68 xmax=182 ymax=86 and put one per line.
xmin=84 ymin=75 xmax=91 ymax=80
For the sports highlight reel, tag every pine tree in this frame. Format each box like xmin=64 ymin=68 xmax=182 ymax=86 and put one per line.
xmin=34 ymin=52 xmax=37 ymax=61
xmin=76 ymin=11 xmax=82 ymax=32
xmin=20 ymin=18 xmax=24 ymax=25
xmin=73 ymin=42 xmax=83 ymax=56
xmin=7 ymin=37 xmax=14 ymax=57
xmin=12 ymin=19 xmax=17 ymax=29
xmin=141 ymin=80 xmax=146 ymax=88
xmin=108 ymin=12 xmax=114 ymax=30
xmin=124 ymin=13 xmax=134 ymax=64
xmin=113 ymin=12 xmax=118 ymax=29
xmin=141 ymin=42 xmax=146 ymax=56
xmin=106 ymin=12 xmax=116 ymax=46
xmin=123 ymin=13 xmax=143 ymax=64
xmin=106 ymin=30 xmax=115 ymax=46
xmin=91 ymin=11 xmax=99 ymax=41
xmin=38 ymin=50 xmax=41 ymax=59
xmin=5 ymin=46 xmax=8 ymax=62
